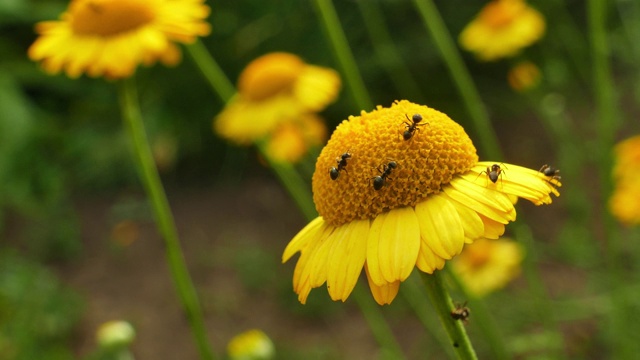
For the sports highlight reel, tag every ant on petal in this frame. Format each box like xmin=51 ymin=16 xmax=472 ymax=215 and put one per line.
xmin=476 ymin=163 xmax=507 ymax=185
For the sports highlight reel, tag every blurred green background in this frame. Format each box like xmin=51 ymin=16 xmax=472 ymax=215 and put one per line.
xmin=2 ymin=0 xmax=640 ymax=359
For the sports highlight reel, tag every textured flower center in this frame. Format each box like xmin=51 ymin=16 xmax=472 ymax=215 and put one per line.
xmin=480 ymin=0 xmax=525 ymax=28
xmin=238 ymin=53 xmax=305 ymax=102
xmin=313 ymin=100 xmax=478 ymax=226
xmin=70 ymin=0 xmax=156 ymax=36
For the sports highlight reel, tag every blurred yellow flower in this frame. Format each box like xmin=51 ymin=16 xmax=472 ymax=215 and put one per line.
xmin=28 ymin=0 xmax=211 ymax=79
xmin=283 ymin=100 xmax=561 ymax=305
xmin=214 ymin=52 xmax=340 ymax=162
xmin=507 ymin=61 xmax=541 ymax=92
xmin=96 ymin=320 xmax=136 ymax=348
xmin=609 ymin=135 xmax=640 ymax=225
xmin=451 ymin=238 xmax=524 ymax=297
xmin=459 ymin=0 xmax=545 ymax=61
xmin=265 ymin=114 xmax=327 ymax=164
xmin=227 ymin=329 xmax=275 ymax=360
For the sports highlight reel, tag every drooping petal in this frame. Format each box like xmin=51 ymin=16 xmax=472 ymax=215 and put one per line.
xmin=443 ymin=193 xmax=485 ymax=243
xmin=414 ymin=195 xmax=465 ymax=259
xmin=377 ymin=207 xmax=421 ymax=284
xmin=478 ymin=214 xmax=506 ymax=239
xmin=326 ymin=219 xmax=370 ymax=301
xmin=366 ymin=212 xmax=388 ymax=286
xmin=443 ymin=184 xmax=514 ymax=224
xmin=283 ymin=216 xmax=325 ymax=262
xmin=365 ymin=266 xmax=400 ymax=305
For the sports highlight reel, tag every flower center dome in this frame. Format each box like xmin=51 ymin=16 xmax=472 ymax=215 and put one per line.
xmin=313 ymin=100 xmax=478 ymax=226
xmin=70 ymin=0 xmax=156 ymax=36
xmin=480 ymin=0 xmax=526 ymax=28
xmin=238 ymin=53 xmax=305 ymax=101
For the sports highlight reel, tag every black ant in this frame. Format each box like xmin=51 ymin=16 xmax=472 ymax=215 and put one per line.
xmin=477 ymin=163 xmax=506 ymax=184
xmin=451 ymin=301 xmax=470 ymax=324
xmin=329 ymin=151 xmax=352 ymax=180
xmin=402 ymin=113 xmax=428 ymax=141
xmin=371 ymin=160 xmax=397 ymax=190
xmin=539 ymin=164 xmax=561 ymax=181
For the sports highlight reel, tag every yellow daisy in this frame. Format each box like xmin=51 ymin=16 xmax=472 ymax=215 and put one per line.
xmin=265 ymin=114 xmax=327 ymax=164
xmin=459 ymin=0 xmax=545 ymax=61
xmin=450 ymin=238 xmax=524 ymax=297
xmin=507 ymin=61 xmax=541 ymax=92
xmin=214 ymin=52 xmax=340 ymax=147
xmin=609 ymin=135 xmax=640 ymax=225
xmin=28 ymin=0 xmax=211 ymax=79
xmin=282 ymin=100 xmax=561 ymax=305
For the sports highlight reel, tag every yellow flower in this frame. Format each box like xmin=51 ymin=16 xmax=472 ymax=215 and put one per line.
xmin=459 ymin=0 xmax=545 ymax=61
xmin=28 ymin=0 xmax=211 ymax=79
xmin=507 ymin=61 xmax=541 ymax=92
xmin=282 ymin=100 xmax=560 ymax=305
xmin=214 ymin=52 xmax=340 ymax=149
xmin=227 ymin=329 xmax=275 ymax=360
xmin=265 ymin=114 xmax=327 ymax=164
xmin=450 ymin=238 xmax=524 ymax=297
xmin=96 ymin=320 xmax=135 ymax=348
xmin=609 ymin=135 xmax=640 ymax=225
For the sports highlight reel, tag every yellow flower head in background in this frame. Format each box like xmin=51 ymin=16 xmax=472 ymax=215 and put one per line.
xmin=451 ymin=238 xmax=524 ymax=297
xmin=283 ymin=100 xmax=561 ymax=305
xmin=28 ymin=0 xmax=211 ymax=79
xmin=459 ymin=0 xmax=545 ymax=61
xmin=609 ymin=135 xmax=640 ymax=225
xmin=507 ymin=61 xmax=541 ymax=92
xmin=214 ymin=52 xmax=340 ymax=163
xmin=227 ymin=329 xmax=275 ymax=360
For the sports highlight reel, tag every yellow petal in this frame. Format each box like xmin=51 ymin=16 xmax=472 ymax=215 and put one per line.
xmin=326 ymin=219 xmax=369 ymax=301
xmin=479 ymin=215 xmax=506 ymax=239
xmin=365 ymin=266 xmax=400 ymax=305
xmin=366 ymin=213 xmax=387 ymax=286
xmin=377 ymin=207 xmax=421 ymax=283
xmin=283 ymin=216 xmax=325 ymax=262
xmin=414 ymin=195 xmax=465 ymax=259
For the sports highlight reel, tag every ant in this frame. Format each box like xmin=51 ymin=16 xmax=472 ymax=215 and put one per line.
xmin=402 ymin=113 xmax=428 ymax=141
xmin=371 ymin=160 xmax=397 ymax=190
xmin=329 ymin=151 xmax=352 ymax=180
xmin=477 ymin=163 xmax=506 ymax=185
xmin=539 ymin=164 xmax=561 ymax=181
xmin=450 ymin=301 xmax=470 ymax=324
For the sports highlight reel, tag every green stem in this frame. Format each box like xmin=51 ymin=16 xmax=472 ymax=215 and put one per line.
xmin=588 ymin=1 xmax=630 ymax=358
xmin=412 ymin=0 xmax=502 ymax=160
xmin=352 ymin=285 xmax=407 ymax=360
xmin=421 ymin=271 xmax=478 ymax=360
xmin=355 ymin=0 xmax=425 ymax=102
xmin=444 ymin=268 xmax=509 ymax=360
xmin=255 ymin=141 xmax=318 ymax=220
xmin=312 ymin=0 xmax=374 ymax=111
xmin=515 ymin=224 xmax=563 ymax=359
xmin=186 ymin=40 xmax=236 ymax=103
xmin=401 ymin=274 xmax=455 ymax=358
xmin=118 ymin=79 xmax=215 ymax=360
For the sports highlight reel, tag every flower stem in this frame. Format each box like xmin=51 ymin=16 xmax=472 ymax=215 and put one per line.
xmin=412 ymin=0 xmax=502 ymax=160
xmin=118 ymin=78 xmax=215 ymax=360
xmin=187 ymin=40 xmax=235 ymax=103
xmin=355 ymin=0 xmax=425 ymax=102
xmin=444 ymin=268 xmax=509 ymax=360
xmin=352 ymin=285 xmax=407 ymax=360
xmin=312 ymin=0 xmax=374 ymax=111
xmin=256 ymin=141 xmax=318 ymax=221
xmin=421 ymin=270 xmax=478 ymax=360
